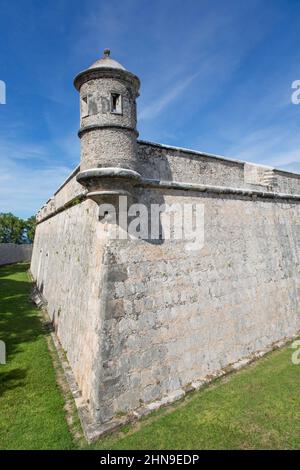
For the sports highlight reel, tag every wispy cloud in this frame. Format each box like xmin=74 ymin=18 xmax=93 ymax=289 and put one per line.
xmin=0 ymin=136 xmax=74 ymax=217
xmin=225 ymin=125 xmax=300 ymax=173
xmin=0 ymin=140 xmax=50 ymax=163
xmin=139 ymin=73 xmax=199 ymax=120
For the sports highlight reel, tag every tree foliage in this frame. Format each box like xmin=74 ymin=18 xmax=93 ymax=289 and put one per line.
xmin=24 ymin=216 xmax=36 ymax=243
xmin=0 ymin=213 xmax=36 ymax=244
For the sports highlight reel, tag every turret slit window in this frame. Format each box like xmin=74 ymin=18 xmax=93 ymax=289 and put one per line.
xmin=81 ymin=95 xmax=88 ymax=118
xmin=110 ymin=93 xmax=122 ymax=114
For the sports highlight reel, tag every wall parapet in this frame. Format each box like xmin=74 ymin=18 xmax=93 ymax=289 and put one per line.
xmin=138 ymin=139 xmax=300 ymax=180
xmin=137 ymin=140 xmax=300 ymax=196
xmin=35 ymin=140 xmax=300 ymax=224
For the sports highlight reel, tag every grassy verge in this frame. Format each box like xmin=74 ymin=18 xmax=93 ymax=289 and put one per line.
xmin=1 ymin=262 xmax=300 ymax=450
xmin=0 ymin=263 xmax=74 ymax=449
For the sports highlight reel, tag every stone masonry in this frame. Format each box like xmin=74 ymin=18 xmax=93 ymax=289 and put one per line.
xmin=30 ymin=50 xmax=300 ymax=439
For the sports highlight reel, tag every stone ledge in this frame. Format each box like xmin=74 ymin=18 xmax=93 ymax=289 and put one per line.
xmin=141 ymin=178 xmax=300 ymax=201
xmin=76 ymin=167 xmax=142 ymax=184
xmin=74 ymin=67 xmax=140 ymax=94
xmin=78 ymin=124 xmax=139 ymax=138
xmin=36 ymin=192 xmax=86 ymax=224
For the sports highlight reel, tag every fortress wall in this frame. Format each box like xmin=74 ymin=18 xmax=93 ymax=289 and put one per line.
xmin=36 ymin=166 xmax=83 ymax=222
xmin=44 ymin=141 xmax=300 ymax=219
xmin=0 ymin=243 xmax=32 ymax=266
xmin=137 ymin=141 xmax=300 ymax=194
xmin=53 ymin=165 xmax=82 ymax=208
xmin=98 ymin=188 xmax=300 ymax=421
xmin=137 ymin=141 xmax=245 ymax=187
xmin=31 ymin=199 xmax=107 ymax=416
xmin=35 ymin=142 xmax=300 ymax=226
xmin=31 ymin=140 xmax=300 ymax=427
xmin=274 ymin=170 xmax=300 ymax=195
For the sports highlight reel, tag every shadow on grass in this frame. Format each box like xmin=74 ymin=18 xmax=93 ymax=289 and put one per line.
xmin=0 ymin=369 xmax=28 ymax=397
xmin=0 ymin=263 xmax=45 ymax=395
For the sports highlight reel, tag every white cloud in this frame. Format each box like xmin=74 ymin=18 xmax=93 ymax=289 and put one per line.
xmin=226 ymin=125 xmax=300 ymax=173
xmin=0 ymin=138 xmax=74 ymax=218
xmin=139 ymin=73 xmax=199 ymax=120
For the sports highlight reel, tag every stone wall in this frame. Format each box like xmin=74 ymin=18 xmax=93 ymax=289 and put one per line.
xmin=30 ymin=199 xmax=107 ymax=418
xmin=0 ymin=243 xmax=32 ymax=266
xmin=100 ymin=189 xmax=300 ymax=421
xmin=137 ymin=141 xmax=300 ymax=194
xmin=30 ymin=140 xmax=300 ymax=431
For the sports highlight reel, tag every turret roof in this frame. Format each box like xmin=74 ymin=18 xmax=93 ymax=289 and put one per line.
xmin=89 ymin=49 xmax=125 ymax=70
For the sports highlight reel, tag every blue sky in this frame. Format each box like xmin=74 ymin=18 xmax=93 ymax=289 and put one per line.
xmin=0 ymin=0 xmax=300 ymax=218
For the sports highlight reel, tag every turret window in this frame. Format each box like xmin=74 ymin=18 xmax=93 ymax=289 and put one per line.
xmin=81 ymin=95 xmax=88 ymax=118
xmin=110 ymin=93 xmax=122 ymax=114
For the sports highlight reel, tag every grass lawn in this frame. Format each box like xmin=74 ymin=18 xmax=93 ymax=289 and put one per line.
xmin=1 ymin=262 xmax=300 ymax=450
xmin=0 ymin=263 xmax=74 ymax=450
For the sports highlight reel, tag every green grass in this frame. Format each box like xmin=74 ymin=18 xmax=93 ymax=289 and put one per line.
xmin=1 ymin=262 xmax=300 ymax=450
xmin=0 ymin=263 xmax=74 ymax=449
xmin=94 ymin=346 xmax=300 ymax=450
